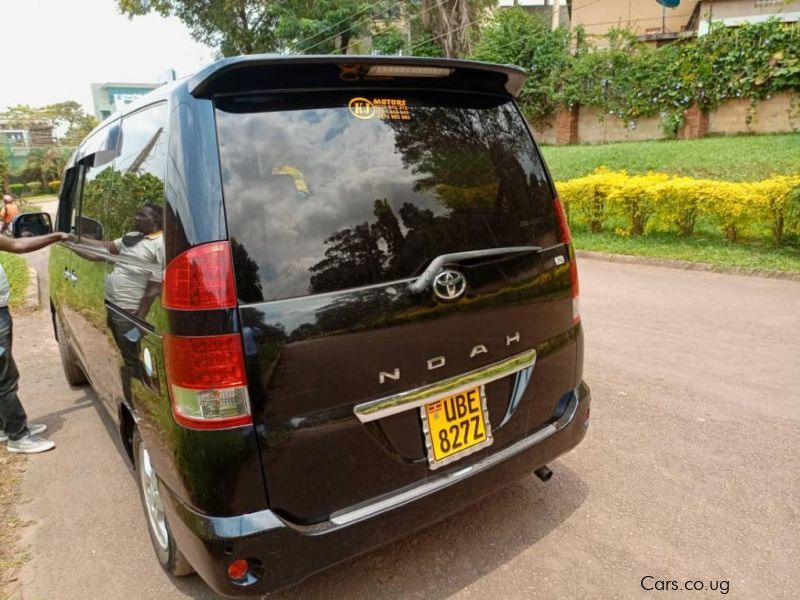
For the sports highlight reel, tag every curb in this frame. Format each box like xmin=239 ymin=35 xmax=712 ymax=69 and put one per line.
xmin=23 ymin=267 xmax=40 ymax=312
xmin=576 ymin=250 xmax=800 ymax=282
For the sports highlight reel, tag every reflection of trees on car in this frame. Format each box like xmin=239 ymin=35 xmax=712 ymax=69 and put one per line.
xmin=231 ymin=238 xmax=265 ymax=303
xmin=389 ymin=104 xmax=547 ymax=216
xmin=81 ymin=169 xmax=165 ymax=240
xmin=308 ymin=103 xmax=552 ymax=295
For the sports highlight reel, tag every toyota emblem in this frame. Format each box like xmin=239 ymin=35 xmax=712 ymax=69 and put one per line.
xmin=432 ymin=269 xmax=467 ymax=302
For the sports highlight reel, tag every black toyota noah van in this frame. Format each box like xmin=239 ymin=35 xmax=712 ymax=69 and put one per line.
xmin=33 ymin=55 xmax=590 ymax=596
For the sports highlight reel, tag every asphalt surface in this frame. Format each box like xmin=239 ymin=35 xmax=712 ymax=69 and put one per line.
xmin=12 ymin=254 xmax=800 ymax=600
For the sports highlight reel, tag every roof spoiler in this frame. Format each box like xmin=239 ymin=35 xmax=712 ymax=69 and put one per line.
xmin=188 ymin=55 xmax=527 ymax=99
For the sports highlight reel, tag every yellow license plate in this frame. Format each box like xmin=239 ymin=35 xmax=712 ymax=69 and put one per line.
xmin=422 ymin=385 xmax=493 ymax=469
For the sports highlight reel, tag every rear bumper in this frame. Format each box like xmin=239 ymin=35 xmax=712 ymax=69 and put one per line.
xmin=162 ymin=381 xmax=591 ymax=597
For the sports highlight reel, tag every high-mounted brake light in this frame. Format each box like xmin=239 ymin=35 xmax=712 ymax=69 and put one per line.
xmin=163 ymin=333 xmax=252 ymax=430
xmin=163 ymin=241 xmax=237 ymax=310
xmin=554 ymin=197 xmax=580 ymax=324
xmin=366 ymin=65 xmax=453 ymax=78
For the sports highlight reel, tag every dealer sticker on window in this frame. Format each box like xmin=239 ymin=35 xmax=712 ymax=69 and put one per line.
xmin=348 ymin=97 xmax=411 ymax=121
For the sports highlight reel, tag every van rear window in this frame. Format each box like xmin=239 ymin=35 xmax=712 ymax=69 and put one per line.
xmin=215 ymin=91 xmax=557 ymax=303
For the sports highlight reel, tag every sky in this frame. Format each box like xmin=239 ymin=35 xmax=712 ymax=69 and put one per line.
xmin=0 ymin=0 xmax=217 ymax=114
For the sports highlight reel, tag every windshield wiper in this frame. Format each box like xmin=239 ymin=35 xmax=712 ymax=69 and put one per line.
xmin=410 ymin=246 xmax=542 ymax=294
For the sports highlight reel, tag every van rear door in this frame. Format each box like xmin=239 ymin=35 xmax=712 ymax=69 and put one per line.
xmin=216 ymin=87 xmax=579 ymax=525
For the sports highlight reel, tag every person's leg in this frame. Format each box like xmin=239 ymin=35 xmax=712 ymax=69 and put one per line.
xmin=0 ymin=307 xmax=53 ymax=453
xmin=0 ymin=306 xmax=27 ymax=441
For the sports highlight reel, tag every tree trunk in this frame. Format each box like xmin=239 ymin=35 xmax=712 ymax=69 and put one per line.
xmin=421 ymin=0 xmax=475 ymax=58
xmin=338 ymin=31 xmax=352 ymax=54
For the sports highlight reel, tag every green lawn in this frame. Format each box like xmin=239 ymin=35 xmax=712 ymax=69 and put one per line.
xmin=0 ymin=252 xmax=29 ymax=309
xmin=573 ymin=230 xmax=800 ymax=273
xmin=542 ymin=133 xmax=800 ymax=182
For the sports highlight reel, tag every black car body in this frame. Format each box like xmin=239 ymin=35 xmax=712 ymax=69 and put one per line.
xmin=44 ymin=55 xmax=590 ymax=596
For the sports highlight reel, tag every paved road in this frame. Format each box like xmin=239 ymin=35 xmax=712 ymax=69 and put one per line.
xmin=14 ymin=257 xmax=800 ymax=599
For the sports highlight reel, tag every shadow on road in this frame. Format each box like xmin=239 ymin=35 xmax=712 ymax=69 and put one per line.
xmin=51 ymin=377 xmax=589 ymax=600
xmin=163 ymin=463 xmax=588 ymax=600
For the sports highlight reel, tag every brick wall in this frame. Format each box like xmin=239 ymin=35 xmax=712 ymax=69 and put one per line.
xmin=534 ymin=91 xmax=798 ymax=145
xmin=555 ymin=106 xmax=580 ymax=145
xmin=709 ymin=91 xmax=799 ymax=135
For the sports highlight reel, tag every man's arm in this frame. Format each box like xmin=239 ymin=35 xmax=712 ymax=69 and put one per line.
xmin=79 ymin=236 xmax=119 ymax=254
xmin=0 ymin=232 xmax=70 ymax=254
xmin=135 ymin=280 xmax=162 ymax=320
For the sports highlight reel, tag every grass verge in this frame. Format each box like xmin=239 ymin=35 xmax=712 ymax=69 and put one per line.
xmin=542 ymin=133 xmax=800 ymax=181
xmin=0 ymin=254 xmax=28 ymax=311
xmin=0 ymin=451 xmax=29 ymax=600
xmin=573 ymin=230 xmax=800 ymax=273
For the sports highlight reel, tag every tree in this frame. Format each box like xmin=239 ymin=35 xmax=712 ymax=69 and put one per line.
xmin=116 ymin=0 xmax=493 ymax=57
xmin=471 ymin=7 xmax=570 ymax=119
xmin=0 ymin=148 xmax=8 ymax=193
xmin=117 ymin=0 xmax=395 ymax=56
xmin=23 ymin=147 xmax=72 ymax=185
xmin=417 ymin=0 xmax=493 ymax=58
xmin=0 ymin=102 xmax=97 ymax=146
xmin=117 ymin=0 xmax=289 ymax=56
xmin=290 ymin=0 xmax=401 ymax=54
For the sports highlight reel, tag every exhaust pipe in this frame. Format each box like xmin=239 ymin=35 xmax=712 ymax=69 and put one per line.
xmin=535 ymin=465 xmax=553 ymax=482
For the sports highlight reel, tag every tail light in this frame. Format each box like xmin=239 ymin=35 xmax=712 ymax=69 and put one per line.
xmin=162 ymin=242 xmax=250 ymax=429
xmin=163 ymin=241 xmax=237 ymax=310
xmin=554 ymin=197 xmax=580 ymax=324
xmin=163 ymin=333 xmax=252 ymax=429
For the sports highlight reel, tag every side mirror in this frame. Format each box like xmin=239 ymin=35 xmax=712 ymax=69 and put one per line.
xmin=12 ymin=212 xmax=53 ymax=238
xmin=77 ymin=215 xmax=104 ymax=240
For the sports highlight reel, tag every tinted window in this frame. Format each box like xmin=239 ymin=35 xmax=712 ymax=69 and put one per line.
xmin=216 ymin=91 xmax=557 ymax=303
xmin=109 ymin=103 xmax=168 ymax=243
xmin=102 ymin=103 xmax=168 ymax=319
xmin=79 ymin=123 xmax=120 ymax=241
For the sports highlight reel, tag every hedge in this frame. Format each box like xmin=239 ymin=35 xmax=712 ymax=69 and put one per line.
xmin=48 ymin=180 xmax=61 ymax=193
xmin=556 ymin=168 xmax=800 ymax=245
xmin=25 ymin=181 xmax=42 ymax=195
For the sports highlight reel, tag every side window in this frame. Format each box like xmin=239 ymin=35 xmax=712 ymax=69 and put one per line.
xmin=110 ymin=103 xmax=168 ymax=253
xmin=78 ymin=124 xmax=119 ymax=242
xmin=103 ymin=103 xmax=168 ymax=320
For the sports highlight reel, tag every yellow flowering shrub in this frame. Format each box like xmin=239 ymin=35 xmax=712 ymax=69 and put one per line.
xmin=649 ymin=177 xmax=705 ymax=236
xmin=749 ymin=175 xmax=800 ymax=245
xmin=604 ymin=172 xmax=670 ymax=235
xmin=555 ymin=167 xmax=628 ymax=232
xmin=696 ymin=180 xmax=758 ymax=241
xmin=556 ymin=169 xmax=800 ymax=244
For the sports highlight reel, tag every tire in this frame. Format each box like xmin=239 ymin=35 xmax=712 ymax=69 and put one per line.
xmin=54 ymin=310 xmax=88 ymax=386
xmin=133 ymin=429 xmax=194 ymax=577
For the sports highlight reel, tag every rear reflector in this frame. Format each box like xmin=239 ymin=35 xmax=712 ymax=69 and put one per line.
xmin=227 ymin=559 xmax=249 ymax=582
xmin=163 ymin=333 xmax=252 ymax=430
xmin=554 ymin=197 xmax=580 ymax=324
xmin=163 ymin=241 xmax=237 ymax=310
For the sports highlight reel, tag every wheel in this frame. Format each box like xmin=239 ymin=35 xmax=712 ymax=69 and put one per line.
xmin=54 ymin=310 xmax=88 ymax=386
xmin=133 ymin=429 xmax=194 ymax=576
